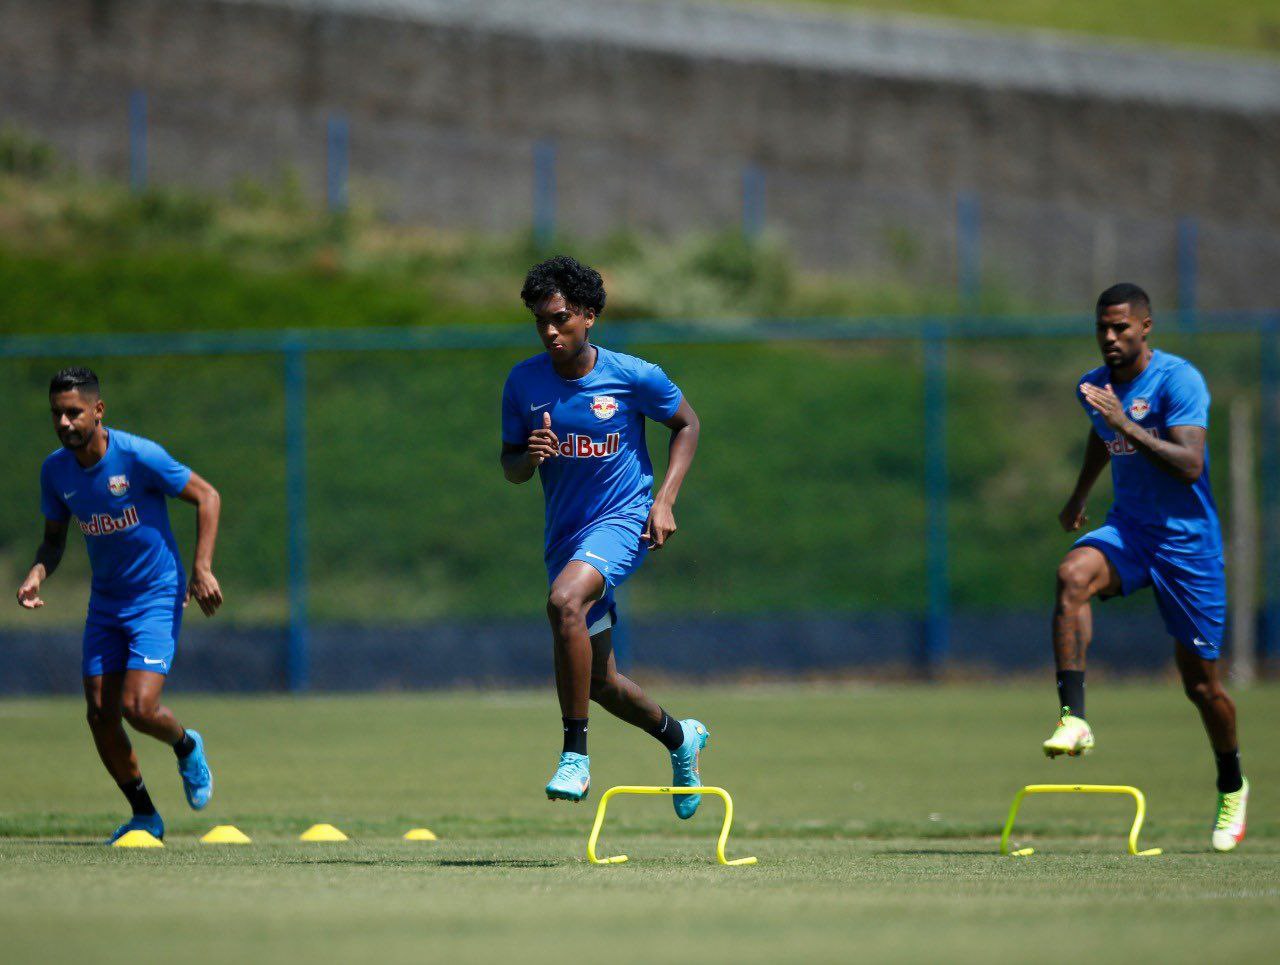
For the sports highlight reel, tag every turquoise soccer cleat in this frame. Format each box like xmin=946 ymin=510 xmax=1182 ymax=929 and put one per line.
xmin=670 ymin=719 xmax=709 ymax=820
xmin=107 ymin=812 xmax=165 ymax=845
xmin=545 ymin=751 xmax=591 ymax=802
xmin=177 ymin=729 xmax=214 ymax=810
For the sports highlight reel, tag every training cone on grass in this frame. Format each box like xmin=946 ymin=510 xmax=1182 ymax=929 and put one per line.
xmin=112 ymin=829 xmax=164 ymax=848
xmin=200 ymin=825 xmax=252 ymax=845
xmin=403 ymin=828 xmax=438 ymax=841
xmin=299 ymin=823 xmax=349 ymax=842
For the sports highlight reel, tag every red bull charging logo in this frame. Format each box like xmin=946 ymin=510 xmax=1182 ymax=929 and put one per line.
xmin=558 ymin=432 xmax=621 ymax=459
xmin=78 ymin=506 xmax=140 ymax=536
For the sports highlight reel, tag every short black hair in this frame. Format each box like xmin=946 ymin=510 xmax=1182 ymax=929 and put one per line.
xmin=1096 ymin=283 xmax=1151 ymax=318
xmin=49 ymin=366 xmax=100 ymax=397
xmin=520 ymin=255 xmax=606 ymax=316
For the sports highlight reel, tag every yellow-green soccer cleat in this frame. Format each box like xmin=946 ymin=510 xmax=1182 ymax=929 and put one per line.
xmin=1042 ymin=707 xmax=1094 ymax=758
xmin=1212 ymin=777 xmax=1249 ymax=852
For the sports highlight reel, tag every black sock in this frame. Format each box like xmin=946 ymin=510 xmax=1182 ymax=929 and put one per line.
xmin=1056 ymin=670 xmax=1086 ymax=719
xmin=647 ymin=710 xmax=685 ymax=753
xmin=562 ymin=717 xmax=588 ymax=756
xmin=173 ymin=730 xmax=196 ymax=759
xmin=118 ymin=777 xmax=157 ymax=817
xmin=1215 ymin=749 xmax=1243 ymax=794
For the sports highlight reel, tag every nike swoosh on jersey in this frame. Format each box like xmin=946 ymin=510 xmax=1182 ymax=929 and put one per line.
xmin=142 ymin=657 xmax=167 ymax=666
xmin=530 ymin=402 xmax=551 ymax=411
xmin=63 ymin=491 xmax=77 ymax=499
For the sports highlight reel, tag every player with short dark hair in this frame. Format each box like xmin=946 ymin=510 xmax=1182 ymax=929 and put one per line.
xmin=17 ymin=367 xmax=223 ymax=844
xmin=501 ymin=255 xmax=709 ymax=814
xmin=1045 ymin=284 xmax=1248 ymax=851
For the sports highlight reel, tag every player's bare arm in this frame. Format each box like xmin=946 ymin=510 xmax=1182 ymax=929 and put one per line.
xmin=643 ymin=398 xmax=700 ymax=551
xmin=501 ymin=411 xmax=559 ymax=484
xmin=176 ymin=471 xmax=223 ymax=617
xmin=16 ymin=518 xmax=69 ymax=609
xmin=1059 ymin=430 xmax=1110 ymax=532
xmin=1079 ymin=382 xmax=1205 ymax=482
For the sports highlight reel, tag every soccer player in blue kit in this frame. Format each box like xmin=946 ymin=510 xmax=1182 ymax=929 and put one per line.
xmin=1045 ymin=284 xmax=1248 ymax=852
xmin=16 ymin=368 xmax=222 ymax=844
xmin=500 ymin=256 xmax=709 ymax=813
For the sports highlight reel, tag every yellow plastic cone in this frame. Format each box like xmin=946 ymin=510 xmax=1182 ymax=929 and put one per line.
xmin=403 ymin=828 xmax=438 ymax=841
xmin=299 ymin=823 xmax=349 ymax=842
xmin=200 ymin=825 xmax=252 ymax=845
xmin=112 ymin=829 xmax=164 ymax=848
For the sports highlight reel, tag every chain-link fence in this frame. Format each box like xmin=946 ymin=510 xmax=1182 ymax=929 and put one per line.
xmin=1 ymin=316 xmax=1276 ymax=692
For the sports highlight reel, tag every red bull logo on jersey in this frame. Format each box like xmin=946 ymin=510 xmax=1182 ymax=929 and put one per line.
xmin=1105 ymin=426 xmax=1160 ymax=456
xmin=78 ymin=506 xmax=140 ymax=536
xmin=558 ymin=432 xmax=621 ymax=459
xmin=108 ymin=474 xmax=130 ymax=496
xmin=1128 ymin=398 xmax=1151 ymax=420
xmin=590 ymin=395 xmax=619 ymax=421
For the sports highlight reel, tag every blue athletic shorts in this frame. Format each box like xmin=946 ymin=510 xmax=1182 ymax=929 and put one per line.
xmin=1074 ymin=522 xmax=1225 ymax=659
xmin=545 ymin=513 xmax=648 ymax=636
xmin=82 ymin=591 xmax=184 ymax=677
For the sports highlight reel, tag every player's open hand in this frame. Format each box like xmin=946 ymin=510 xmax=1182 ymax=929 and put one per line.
xmin=1058 ymin=496 xmax=1089 ymax=533
xmin=1080 ymin=382 xmax=1127 ymax=430
xmin=527 ymin=411 xmax=560 ymax=466
xmin=15 ymin=574 xmax=43 ymax=609
xmin=642 ymin=500 xmax=677 ymax=551
xmin=186 ymin=567 xmax=223 ymax=617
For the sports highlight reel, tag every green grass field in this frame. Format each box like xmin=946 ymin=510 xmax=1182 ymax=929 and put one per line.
xmin=671 ymin=0 xmax=1280 ymax=56
xmin=2 ymin=683 xmax=1277 ymax=962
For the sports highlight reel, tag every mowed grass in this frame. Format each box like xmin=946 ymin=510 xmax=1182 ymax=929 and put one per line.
xmin=669 ymin=0 xmax=1280 ymax=56
xmin=1 ymin=682 xmax=1278 ymax=963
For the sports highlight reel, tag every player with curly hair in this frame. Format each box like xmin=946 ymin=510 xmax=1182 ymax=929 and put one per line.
xmin=500 ymin=255 xmax=709 ymax=815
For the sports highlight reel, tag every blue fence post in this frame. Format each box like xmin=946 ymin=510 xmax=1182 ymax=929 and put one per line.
xmin=284 ymin=345 xmax=310 ymax=692
xmin=742 ymin=163 xmax=766 ymax=239
xmin=1178 ymin=217 xmax=1199 ymax=332
xmin=128 ymin=90 xmax=148 ymax=193
xmin=533 ymin=138 xmax=557 ymax=249
xmin=326 ymin=114 xmax=349 ymax=213
xmin=1261 ymin=316 xmax=1280 ymax=662
xmin=923 ymin=326 xmax=950 ymax=675
xmin=957 ymin=193 xmax=981 ymax=313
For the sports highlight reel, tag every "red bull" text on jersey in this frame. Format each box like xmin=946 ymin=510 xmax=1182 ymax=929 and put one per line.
xmin=78 ymin=506 xmax=141 ymax=537
xmin=558 ymin=432 xmax=621 ymax=459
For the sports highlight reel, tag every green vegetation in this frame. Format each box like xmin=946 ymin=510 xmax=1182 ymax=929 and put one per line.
xmin=1 ymin=684 xmax=1277 ymax=962
xmin=0 ymin=166 xmax=1266 ymax=625
xmin=671 ymin=0 xmax=1280 ymax=57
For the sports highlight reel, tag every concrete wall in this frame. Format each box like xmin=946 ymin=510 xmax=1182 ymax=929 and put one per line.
xmin=3 ymin=0 xmax=1280 ymax=307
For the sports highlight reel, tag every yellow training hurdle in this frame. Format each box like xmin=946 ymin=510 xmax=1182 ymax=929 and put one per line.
xmin=587 ymin=785 xmax=758 ymax=866
xmin=1000 ymin=784 xmax=1162 ymax=857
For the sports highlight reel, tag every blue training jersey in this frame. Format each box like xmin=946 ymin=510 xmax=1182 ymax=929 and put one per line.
xmin=1077 ymin=350 xmax=1222 ymax=557
xmin=501 ymin=344 xmax=682 ymax=555
xmin=40 ymin=428 xmax=192 ymax=607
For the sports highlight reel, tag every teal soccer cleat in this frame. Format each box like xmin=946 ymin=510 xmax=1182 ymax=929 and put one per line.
xmin=545 ymin=752 xmax=591 ymax=802
xmin=177 ymin=729 xmax=214 ymax=810
xmin=670 ymin=719 xmax=709 ymax=820
xmin=107 ymin=812 xmax=164 ymax=845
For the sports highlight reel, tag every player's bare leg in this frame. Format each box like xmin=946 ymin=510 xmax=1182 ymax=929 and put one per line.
xmin=1175 ymin=642 xmax=1248 ymax=850
xmin=1045 ymin=547 xmax=1118 ymax=757
xmin=589 ymin=627 xmax=709 ymax=819
xmin=120 ymin=669 xmax=214 ymax=811
xmin=120 ymin=670 xmax=185 ymax=744
xmin=85 ymin=673 xmax=165 ymax=841
xmin=84 ymin=673 xmax=141 ymax=783
xmin=543 ymin=562 xmax=604 ymax=800
xmin=588 ymin=628 xmax=663 ymax=730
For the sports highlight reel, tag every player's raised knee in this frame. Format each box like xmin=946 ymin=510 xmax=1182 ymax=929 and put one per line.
xmin=1055 ymin=555 xmax=1098 ymax=603
xmin=546 ymin=587 xmax=586 ymax=625
xmin=120 ymin=694 xmax=159 ymax=728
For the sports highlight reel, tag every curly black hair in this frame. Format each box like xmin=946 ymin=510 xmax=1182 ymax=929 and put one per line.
xmin=520 ymin=255 xmax=606 ymax=317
